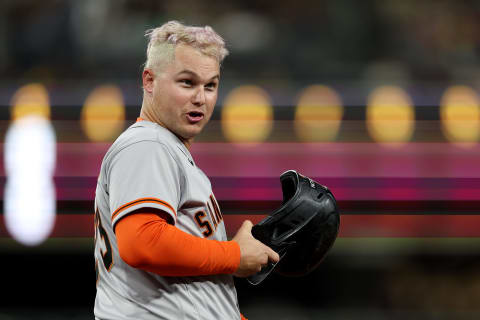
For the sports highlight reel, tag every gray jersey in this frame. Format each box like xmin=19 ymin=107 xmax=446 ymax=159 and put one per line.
xmin=94 ymin=120 xmax=241 ymax=320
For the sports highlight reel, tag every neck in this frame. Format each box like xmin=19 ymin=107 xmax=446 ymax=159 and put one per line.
xmin=139 ymin=103 xmax=156 ymax=123
xmin=139 ymin=103 xmax=193 ymax=151
xmin=182 ymin=138 xmax=192 ymax=151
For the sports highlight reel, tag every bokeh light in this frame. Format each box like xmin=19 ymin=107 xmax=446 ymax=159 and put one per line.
xmin=366 ymin=86 xmax=415 ymax=146
xmin=10 ymin=83 xmax=51 ymax=120
xmin=221 ymin=85 xmax=273 ymax=144
xmin=4 ymin=116 xmax=56 ymax=246
xmin=440 ymin=85 xmax=480 ymax=147
xmin=81 ymin=85 xmax=126 ymax=142
xmin=294 ymin=85 xmax=343 ymax=142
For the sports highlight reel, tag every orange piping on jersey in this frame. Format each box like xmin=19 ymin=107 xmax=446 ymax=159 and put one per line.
xmin=240 ymin=313 xmax=248 ymax=320
xmin=116 ymin=212 xmax=241 ymax=276
xmin=112 ymin=198 xmax=176 ymax=222
xmin=136 ymin=117 xmax=143 ymax=122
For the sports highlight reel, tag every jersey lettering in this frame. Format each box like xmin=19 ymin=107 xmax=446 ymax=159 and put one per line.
xmin=207 ymin=202 xmax=218 ymax=229
xmin=209 ymin=195 xmax=223 ymax=223
xmin=194 ymin=210 xmax=213 ymax=237
xmin=194 ymin=196 xmax=225 ymax=237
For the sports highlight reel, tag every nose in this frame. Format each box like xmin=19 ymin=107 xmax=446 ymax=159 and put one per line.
xmin=192 ymin=87 xmax=206 ymax=106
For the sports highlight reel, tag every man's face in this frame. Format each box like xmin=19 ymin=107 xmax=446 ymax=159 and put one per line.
xmin=144 ymin=44 xmax=220 ymax=145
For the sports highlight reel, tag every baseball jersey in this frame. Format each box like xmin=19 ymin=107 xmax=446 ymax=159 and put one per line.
xmin=94 ymin=120 xmax=241 ymax=320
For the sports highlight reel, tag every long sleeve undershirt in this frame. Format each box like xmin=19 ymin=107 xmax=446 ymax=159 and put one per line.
xmin=116 ymin=212 xmax=241 ymax=276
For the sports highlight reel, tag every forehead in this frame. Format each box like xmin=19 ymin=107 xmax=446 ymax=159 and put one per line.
xmin=169 ymin=44 xmax=220 ymax=78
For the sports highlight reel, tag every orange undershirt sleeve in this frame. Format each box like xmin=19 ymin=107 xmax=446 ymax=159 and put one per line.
xmin=116 ymin=212 xmax=241 ymax=276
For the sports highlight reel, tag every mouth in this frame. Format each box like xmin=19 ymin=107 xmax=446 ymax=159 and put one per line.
xmin=186 ymin=111 xmax=204 ymax=123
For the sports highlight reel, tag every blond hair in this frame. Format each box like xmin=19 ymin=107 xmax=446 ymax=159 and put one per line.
xmin=144 ymin=21 xmax=229 ymax=72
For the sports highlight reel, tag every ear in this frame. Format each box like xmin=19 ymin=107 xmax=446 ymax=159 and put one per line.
xmin=142 ymin=69 xmax=155 ymax=93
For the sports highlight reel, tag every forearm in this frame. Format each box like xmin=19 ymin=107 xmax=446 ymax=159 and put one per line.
xmin=116 ymin=212 xmax=240 ymax=276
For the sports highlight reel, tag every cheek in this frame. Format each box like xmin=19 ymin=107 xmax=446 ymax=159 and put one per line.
xmin=157 ymin=84 xmax=186 ymax=106
xmin=206 ymin=93 xmax=218 ymax=110
xmin=152 ymin=85 xmax=167 ymax=107
xmin=170 ymin=87 xmax=191 ymax=105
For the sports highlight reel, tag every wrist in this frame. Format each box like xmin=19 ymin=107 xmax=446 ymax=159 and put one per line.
xmin=226 ymin=240 xmax=241 ymax=274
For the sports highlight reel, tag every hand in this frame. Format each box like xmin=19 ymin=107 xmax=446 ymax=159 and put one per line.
xmin=232 ymin=220 xmax=280 ymax=277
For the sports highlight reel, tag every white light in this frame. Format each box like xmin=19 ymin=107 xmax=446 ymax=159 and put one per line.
xmin=4 ymin=116 xmax=56 ymax=246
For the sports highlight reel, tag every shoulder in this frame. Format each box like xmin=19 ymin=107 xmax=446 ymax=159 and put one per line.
xmin=116 ymin=121 xmax=181 ymax=153
xmin=103 ymin=121 xmax=181 ymax=167
xmin=116 ymin=121 xmax=160 ymax=148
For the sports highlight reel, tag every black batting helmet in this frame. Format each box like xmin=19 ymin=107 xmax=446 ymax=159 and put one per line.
xmin=247 ymin=170 xmax=340 ymax=285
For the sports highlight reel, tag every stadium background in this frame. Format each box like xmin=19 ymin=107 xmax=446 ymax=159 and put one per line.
xmin=1 ymin=0 xmax=480 ymax=319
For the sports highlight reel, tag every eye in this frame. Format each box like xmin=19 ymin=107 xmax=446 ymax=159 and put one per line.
xmin=180 ymin=79 xmax=193 ymax=86
xmin=205 ymin=82 xmax=218 ymax=91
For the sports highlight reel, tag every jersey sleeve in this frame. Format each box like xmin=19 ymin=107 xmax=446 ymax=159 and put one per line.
xmin=108 ymin=141 xmax=181 ymax=228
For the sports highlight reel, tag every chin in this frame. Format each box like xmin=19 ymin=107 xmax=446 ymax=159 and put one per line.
xmin=178 ymin=127 xmax=203 ymax=140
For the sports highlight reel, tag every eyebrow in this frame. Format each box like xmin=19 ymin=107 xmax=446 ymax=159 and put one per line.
xmin=177 ymin=70 xmax=220 ymax=81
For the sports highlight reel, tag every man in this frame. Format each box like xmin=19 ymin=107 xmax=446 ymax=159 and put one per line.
xmin=94 ymin=21 xmax=279 ymax=320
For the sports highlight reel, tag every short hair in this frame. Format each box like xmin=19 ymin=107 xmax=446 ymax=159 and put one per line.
xmin=144 ymin=21 xmax=229 ymax=72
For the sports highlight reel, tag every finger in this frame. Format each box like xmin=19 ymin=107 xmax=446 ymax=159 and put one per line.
xmin=264 ymin=245 xmax=280 ymax=263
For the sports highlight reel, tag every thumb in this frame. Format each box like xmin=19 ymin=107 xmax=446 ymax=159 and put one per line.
xmin=239 ymin=220 xmax=253 ymax=234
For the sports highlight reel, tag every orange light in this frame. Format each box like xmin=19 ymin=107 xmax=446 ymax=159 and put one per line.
xmin=81 ymin=85 xmax=126 ymax=142
xmin=440 ymin=85 xmax=480 ymax=147
xmin=10 ymin=83 xmax=50 ymax=120
xmin=221 ymin=85 xmax=273 ymax=144
xmin=366 ymin=86 xmax=414 ymax=147
xmin=294 ymin=85 xmax=343 ymax=142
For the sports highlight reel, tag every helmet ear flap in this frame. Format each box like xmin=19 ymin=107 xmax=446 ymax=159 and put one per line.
xmin=276 ymin=202 xmax=339 ymax=276
xmin=280 ymin=171 xmax=297 ymax=204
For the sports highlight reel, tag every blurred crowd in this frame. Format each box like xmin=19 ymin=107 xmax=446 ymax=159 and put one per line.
xmin=1 ymin=0 xmax=480 ymax=89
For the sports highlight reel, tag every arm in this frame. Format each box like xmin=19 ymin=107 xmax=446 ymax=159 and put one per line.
xmin=116 ymin=211 xmax=279 ymax=277
xmin=116 ymin=211 xmax=240 ymax=276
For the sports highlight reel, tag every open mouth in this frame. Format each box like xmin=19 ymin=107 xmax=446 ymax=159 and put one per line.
xmin=186 ymin=111 xmax=204 ymax=123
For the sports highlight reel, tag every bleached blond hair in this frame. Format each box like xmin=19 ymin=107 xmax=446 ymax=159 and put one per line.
xmin=144 ymin=21 xmax=229 ymax=72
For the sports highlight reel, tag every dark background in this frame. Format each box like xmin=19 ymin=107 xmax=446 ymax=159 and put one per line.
xmin=1 ymin=1 xmax=480 ymax=319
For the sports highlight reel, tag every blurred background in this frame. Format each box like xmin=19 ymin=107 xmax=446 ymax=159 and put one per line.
xmin=1 ymin=0 xmax=480 ymax=319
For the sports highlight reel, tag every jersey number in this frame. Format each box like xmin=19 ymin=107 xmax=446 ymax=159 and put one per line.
xmin=95 ymin=208 xmax=113 ymax=284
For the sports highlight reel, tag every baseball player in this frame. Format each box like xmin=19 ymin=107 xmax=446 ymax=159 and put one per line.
xmin=94 ymin=21 xmax=279 ymax=320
